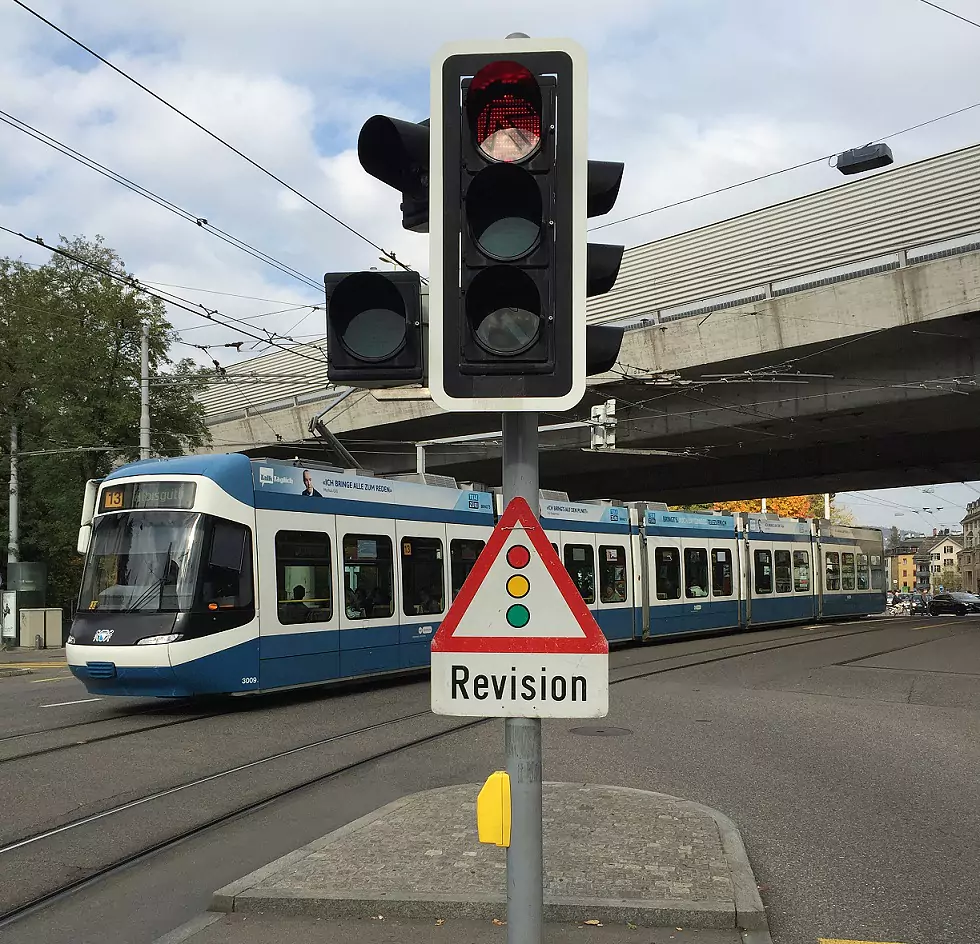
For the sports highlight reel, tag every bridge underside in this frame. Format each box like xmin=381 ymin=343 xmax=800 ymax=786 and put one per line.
xmin=240 ymin=309 xmax=980 ymax=503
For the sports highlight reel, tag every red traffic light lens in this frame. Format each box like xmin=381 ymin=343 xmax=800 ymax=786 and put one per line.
xmin=468 ymin=61 xmax=541 ymax=164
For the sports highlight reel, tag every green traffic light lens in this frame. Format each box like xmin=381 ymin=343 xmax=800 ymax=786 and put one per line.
xmin=466 ymin=267 xmax=541 ymax=356
xmin=467 ymin=164 xmax=542 ymax=261
xmin=506 ymin=604 xmax=530 ymax=628
xmin=330 ymin=273 xmax=407 ymax=362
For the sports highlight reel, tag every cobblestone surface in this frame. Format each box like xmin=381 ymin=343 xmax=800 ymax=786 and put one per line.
xmin=246 ymin=783 xmax=733 ymax=908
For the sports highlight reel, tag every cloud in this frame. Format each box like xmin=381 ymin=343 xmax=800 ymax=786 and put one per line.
xmin=1 ymin=0 xmax=978 ymax=369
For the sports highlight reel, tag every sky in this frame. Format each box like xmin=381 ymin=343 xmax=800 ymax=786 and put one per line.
xmin=2 ymin=0 xmax=980 ymax=526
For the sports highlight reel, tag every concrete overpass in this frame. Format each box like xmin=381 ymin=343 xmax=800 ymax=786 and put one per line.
xmin=197 ymin=142 xmax=980 ymax=502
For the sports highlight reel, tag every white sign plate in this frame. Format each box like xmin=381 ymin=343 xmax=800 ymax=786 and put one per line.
xmin=430 ymin=496 xmax=608 ymax=718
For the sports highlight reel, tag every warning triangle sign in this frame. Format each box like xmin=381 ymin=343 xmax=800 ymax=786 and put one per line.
xmin=431 ymin=497 xmax=609 ymax=655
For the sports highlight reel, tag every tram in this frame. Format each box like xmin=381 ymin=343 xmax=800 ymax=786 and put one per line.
xmin=67 ymin=454 xmax=885 ymax=697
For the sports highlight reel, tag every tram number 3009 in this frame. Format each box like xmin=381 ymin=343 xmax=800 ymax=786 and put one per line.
xmin=242 ymin=677 xmax=258 ymax=685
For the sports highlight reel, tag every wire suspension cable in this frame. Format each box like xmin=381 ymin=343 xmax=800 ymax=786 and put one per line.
xmin=0 ymin=224 xmax=329 ymax=366
xmin=11 ymin=0 xmax=415 ymax=274
xmin=0 ymin=109 xmax=323 ymax=292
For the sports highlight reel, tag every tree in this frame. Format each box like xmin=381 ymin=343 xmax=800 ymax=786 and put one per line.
xmin=0 ymin=236 xmax=211 ymax=613
xmin=885 ymin=526 xmax=901 ymax=551
xmin=936 ymin=568 xmax=962 ymax=592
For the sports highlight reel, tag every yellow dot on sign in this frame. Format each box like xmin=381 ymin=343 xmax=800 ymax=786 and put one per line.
xmin=506 ymin=574 xmax=530 ymax=599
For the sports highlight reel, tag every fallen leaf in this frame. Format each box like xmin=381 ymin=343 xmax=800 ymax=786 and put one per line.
xmin=492 ymin=918 xmax=507 ymax=926
xmin=435 ymin=918 xmax=445 ymax=926
xmin=626 ymin=921 xmax=638 ymax=929
xmin=583 ymin=919 xmax=603 ymax=926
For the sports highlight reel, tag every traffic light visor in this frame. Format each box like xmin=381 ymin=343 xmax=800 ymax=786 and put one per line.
xmin=467 ymin=164 xmax=542 ymax=260
xmin=466 ymin=267 xmax=541 ymax=355
xmin=467 ymin=61 xmax=542 ymax=164
xmin=331 ymin=272 xmax=407 ymax=362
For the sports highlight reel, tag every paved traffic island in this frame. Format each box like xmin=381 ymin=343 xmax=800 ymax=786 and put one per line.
xmin=201 ymin=783 xmax=766 ymax=934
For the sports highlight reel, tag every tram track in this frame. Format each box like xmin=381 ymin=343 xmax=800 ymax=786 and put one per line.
xmin=0 ymin=617 xmax=947 ymax=930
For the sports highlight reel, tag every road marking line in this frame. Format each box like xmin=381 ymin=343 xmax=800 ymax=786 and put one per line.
xmin=40 ymin=697 xmax=102 ymax=708
xmin=819 ymin=938 xmax=907 ymax=943
xmin=30 ymin=676 xmax=70 ymax=683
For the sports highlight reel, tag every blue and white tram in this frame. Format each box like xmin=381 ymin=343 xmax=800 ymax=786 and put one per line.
xmin=67 ymin=453 xmax=885 ymax=698
xmin=68 ymin=454 xmax=495 ymax=697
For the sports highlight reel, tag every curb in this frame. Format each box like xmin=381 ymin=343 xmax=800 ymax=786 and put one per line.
xmin=151 ymin=913 xmax=222 ymax=944
xmin=0 ymin=668 xmax=32 ymax=679
xmin=211 ymin=783 xmax=767 ymax=932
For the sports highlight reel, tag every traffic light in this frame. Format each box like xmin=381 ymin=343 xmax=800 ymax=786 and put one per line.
xmin=324 ymin=270 xmax=423 ymax=386
xmin=429 ymin=38 xmax=625 ymax=412
xmin=357 ymin=116 xmax=430 ymax=232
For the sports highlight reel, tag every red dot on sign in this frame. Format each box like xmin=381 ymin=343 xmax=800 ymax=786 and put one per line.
xmin=506 ymin=545 xmax=531 ymax=569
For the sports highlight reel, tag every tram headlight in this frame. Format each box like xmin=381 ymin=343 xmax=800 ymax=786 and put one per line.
xmin=136 ymin=633 xmax=183 ymax=645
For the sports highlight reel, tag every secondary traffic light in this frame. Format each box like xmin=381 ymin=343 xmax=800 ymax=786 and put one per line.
xmin=358 ymin=116 xmax=431 ymax=232
xmin=324 ymin=270 xmax=423 ymax=385
xmin=429 ymin=38 xmax=625 ymax=412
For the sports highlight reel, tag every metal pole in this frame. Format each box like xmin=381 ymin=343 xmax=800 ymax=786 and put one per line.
xmin=761 ymin=497 xmax=767 ymax=513
xmin=502 ymin=412 xmax=542 ymax=944
xmin=824 ymin=493 xmax=831 ymax=519
xmin=7 ymin=424 xmax=18 ymax=564
xmin=140 ymin=323 xmax=151 ymax=460
xmin=416 ymin=444 xmax=426 ymax=476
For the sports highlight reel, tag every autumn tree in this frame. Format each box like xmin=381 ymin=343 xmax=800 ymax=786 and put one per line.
xmin=0 ymin=236 xmax=211 ymax=612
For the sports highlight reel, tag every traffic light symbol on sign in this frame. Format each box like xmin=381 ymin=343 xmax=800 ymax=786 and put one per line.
xmin=505 ymin=544 xmax=532 ymax=629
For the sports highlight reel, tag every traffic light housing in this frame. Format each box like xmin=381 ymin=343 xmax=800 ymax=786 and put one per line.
xmin=358 ymin=116 xmax=430 ymax=232
xmin=429 ymin=38 xmax=625 ymax=412
xmin=324 ymin=270 xmax=423 ymax=386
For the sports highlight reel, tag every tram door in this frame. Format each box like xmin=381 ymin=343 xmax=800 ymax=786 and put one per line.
xmin=396 ymin=520 xmax=450 ymax=668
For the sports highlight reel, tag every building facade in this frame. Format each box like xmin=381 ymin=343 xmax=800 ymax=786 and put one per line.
xmin=886 ymin=540 xmax=924 ymax=592
xmin=917 ymin=532 xmax=963 ymax=592
xmin=958 ymin=499 xmax=980 ymax=593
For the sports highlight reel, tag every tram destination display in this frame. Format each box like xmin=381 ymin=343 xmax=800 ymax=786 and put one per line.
xmin=99 ymin=481 xmax=197 ymax=513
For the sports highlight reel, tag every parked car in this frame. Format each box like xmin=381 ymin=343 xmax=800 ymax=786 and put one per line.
xmin=928 ymin=592 xmax=980 ymax=616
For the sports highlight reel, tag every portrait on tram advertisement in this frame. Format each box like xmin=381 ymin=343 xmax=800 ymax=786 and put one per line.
xmin=300 ymin=470 xmax=322 ymax=497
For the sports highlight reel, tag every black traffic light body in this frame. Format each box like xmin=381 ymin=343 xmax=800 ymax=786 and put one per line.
xmin=324 ymin=270 xmax=423 ymax=386
xmin=357 ymin=116 xmax=430 ymax=232
xmin=429 ymin=39 xmax=625 ymax=412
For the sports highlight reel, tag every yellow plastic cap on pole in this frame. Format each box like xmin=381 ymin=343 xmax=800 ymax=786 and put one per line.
xmin=476 ymin=770 xmax=511 ymax=847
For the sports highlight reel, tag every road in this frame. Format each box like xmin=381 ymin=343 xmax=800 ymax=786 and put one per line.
xmin=0 ymin=615 xmax=977 ymax=944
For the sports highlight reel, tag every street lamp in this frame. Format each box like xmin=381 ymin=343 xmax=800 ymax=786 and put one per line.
xmin=835 ymin=142 xmax=893 ymax=175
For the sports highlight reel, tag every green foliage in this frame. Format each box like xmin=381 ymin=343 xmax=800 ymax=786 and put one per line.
xmin=0 ymin=236 xmax=211 ymax=612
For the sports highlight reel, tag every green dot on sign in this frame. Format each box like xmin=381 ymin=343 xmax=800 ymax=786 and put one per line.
xmin=506 ymin=604 xmax=530 ymax=628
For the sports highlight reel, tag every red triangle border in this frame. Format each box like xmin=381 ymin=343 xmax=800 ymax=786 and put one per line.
xmin=431 ymin=496 xmax=609 ymax=655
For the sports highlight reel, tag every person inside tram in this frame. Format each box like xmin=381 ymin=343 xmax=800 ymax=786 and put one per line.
xmin=601 ymin=583 xmax=626 ymax=603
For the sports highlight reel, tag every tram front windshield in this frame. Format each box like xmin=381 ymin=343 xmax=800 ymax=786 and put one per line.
xmin=79 ymin=512 xmax=204 ymax=612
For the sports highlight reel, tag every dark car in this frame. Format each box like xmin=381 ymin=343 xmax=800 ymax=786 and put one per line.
xmin=928 ymin=592 xmax=980 ymax=616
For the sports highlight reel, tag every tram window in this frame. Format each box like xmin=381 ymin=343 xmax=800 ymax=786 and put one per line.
xmin=684 ymin=547 xmax=709 ymax=598
xmin=841 ymin=552 xmax=856 ymax=591
xmin=343 ymin=534 xmax=394 ymax=620
xmin=793 ymin=550 xmax=811 ymax=592
xmin=825 ymin=552 xmax=840 ymax=591
xmin=856 ymin=554 xmax=870 ymax=590
xmin=564 ymin=544 xmax=596 ymax=604
xmin=711 ymin=549 xmax=733 ymax=597
xmin=201 ymin=521 xmax=253 ymax=612
xmin=754 ymin=550 xmax=773 ymax=594
xmin=275 ymin=531 xmax=331 ymax=625
xmin=599 ymin=546 xmax=628 ymax=603
xmin=870 ymin=554 xmax=884 ymax=590
xmin=401 ymin=537 xmax=445 ymax=616
xmin=450 ymin=539 xmax=485 ymax=599
xmin=774 ymin=549 xmax=792 ymax=594
xmin=655 ymin=548 xmax=681 ymax=601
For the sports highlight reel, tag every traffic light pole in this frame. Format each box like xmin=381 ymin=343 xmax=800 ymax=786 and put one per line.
xmin=502 ymin=412 xmax=543 ymax=944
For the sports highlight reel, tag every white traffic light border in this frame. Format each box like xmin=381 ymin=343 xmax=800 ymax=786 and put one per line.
xmin=428 ymin=37 xmax=589 ymax=413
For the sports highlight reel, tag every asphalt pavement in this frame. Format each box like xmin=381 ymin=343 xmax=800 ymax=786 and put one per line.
xmin=1 ymin=617 xmax=977 ymax=944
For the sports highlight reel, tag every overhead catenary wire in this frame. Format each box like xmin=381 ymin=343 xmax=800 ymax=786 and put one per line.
xmin=590 ymin=97 xmax=980 ymax=233
xmin=0 ymin=108 xmax=323 ymax=293
xmin=915 ymin=0 xmax=980 ymax=30
xmin=12 ymin=0 xmax=417 ymax=277
xmin=0 ymin=224 xmax=330 ymax=366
